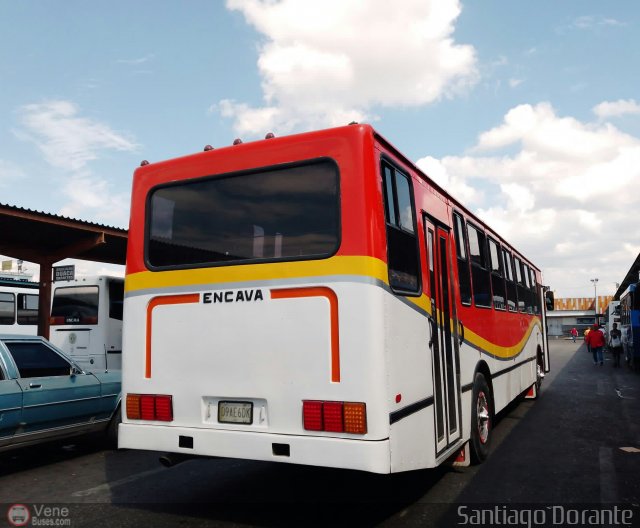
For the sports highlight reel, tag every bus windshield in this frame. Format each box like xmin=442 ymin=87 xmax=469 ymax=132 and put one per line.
xmin=51 ymin=286 xmax=99 ymax=325
xmin=146 ymin=159 xmax=340 ymax=268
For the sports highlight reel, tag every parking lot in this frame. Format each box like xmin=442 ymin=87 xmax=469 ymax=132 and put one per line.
xmin=1 ymin=339 xmax=639 ymax=527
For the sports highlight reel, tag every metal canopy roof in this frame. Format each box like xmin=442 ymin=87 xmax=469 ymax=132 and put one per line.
xmin=614 ymin=253 xmax=640 ymax=300
xmin=0 ymin=203 xmax=127 ymax=265
xmin=0 ymin=203 xmax=128 ymax=339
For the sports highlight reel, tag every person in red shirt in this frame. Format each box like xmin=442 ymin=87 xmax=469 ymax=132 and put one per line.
xmin=585 ymin=324 xmax=606 ymax=365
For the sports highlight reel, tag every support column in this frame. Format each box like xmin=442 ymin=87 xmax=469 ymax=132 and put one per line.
xmin=37 ymin=262 xmax=52 ymax=339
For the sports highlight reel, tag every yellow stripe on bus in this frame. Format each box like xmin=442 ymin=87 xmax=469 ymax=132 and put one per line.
xmin=125 ymin=255 xmax=389 ymax=293
xmin=125 ymin=254 xmax=539 ymax=360
xmin=463 ymin=317 xmax=542 ymax=359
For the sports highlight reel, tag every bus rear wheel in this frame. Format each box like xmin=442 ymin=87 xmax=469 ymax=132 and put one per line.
xmin=470 ymin=372 xmax=492 ymax=464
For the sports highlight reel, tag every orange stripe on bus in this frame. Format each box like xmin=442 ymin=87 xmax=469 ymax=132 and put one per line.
xmin=270 ymin=287 xmax=341 ymax=383
xmin=146 ymin=294 xmax=200 ymax=378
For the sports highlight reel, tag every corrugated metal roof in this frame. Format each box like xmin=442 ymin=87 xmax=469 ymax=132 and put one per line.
xmin=0 ymin=202 xmax=127 ymax=265
xmin=0 ymin=202 xmax=126 ymax=232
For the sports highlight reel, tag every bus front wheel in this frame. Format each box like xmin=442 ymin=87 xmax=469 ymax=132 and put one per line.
xmin=470 ymin=372 xmax=493 ymax=464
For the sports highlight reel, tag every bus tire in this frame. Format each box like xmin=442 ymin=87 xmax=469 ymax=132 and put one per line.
xmin=535 ymin=354 xmax=544 ymax=394
xmin=470 ymin=372 xmax=492 ymax=464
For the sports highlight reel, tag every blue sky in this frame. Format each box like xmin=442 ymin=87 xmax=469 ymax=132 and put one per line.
xmin=1 ymin=0 xmax=639 ymax=298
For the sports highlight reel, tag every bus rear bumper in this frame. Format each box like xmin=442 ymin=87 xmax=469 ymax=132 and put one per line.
xmin=119 ymin=423 xmax=392 ymax=474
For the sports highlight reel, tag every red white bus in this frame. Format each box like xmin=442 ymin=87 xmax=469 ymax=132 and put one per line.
xmin=119 ymin=124 xmax=552 ymax=473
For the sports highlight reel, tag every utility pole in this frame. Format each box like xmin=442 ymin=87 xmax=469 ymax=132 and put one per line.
xmin=590 ymin=278 xmax=598 ymax=325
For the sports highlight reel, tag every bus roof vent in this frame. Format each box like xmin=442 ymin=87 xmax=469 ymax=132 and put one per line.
xmin=140 ymin=160 xmax=150 ymax=166
xmin=233 ymin=138 xmax=243 ymax=145
xmin=265 ymin=132 xmax=275 ymax=139
xmin=203 ymin=145 xmax=214 ymax=151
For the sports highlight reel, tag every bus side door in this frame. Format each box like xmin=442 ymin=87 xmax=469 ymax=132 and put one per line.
xmin=424 ymin=217 xmax=462 ymax=456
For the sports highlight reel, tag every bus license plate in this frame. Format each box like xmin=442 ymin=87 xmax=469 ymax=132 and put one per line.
xmin=218 ymin=401 xmax=253 ymax=424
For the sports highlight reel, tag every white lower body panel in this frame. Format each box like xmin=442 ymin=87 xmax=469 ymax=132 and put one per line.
xmin=119 ymin=423 xmax=392 ymax=474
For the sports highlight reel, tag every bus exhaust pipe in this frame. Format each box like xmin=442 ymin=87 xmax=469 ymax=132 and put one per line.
xmin=159 ymin=453 xmax=196 ymax=468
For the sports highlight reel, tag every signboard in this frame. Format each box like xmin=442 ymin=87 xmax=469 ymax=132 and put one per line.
xmin=2 ymin=260 xmax=12 ymax=271
xmin=53 ymin=265 xmax=75 ymax=282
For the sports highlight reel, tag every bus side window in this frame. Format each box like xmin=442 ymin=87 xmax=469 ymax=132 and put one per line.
xmin=521 ymin=263 xmax=533 ymax=314
xmin=502 ymin=249 xmax=518 ymax=312
xmin=381 ymin=162 xmax=420 ymax=295
xmin=488 ymin=238 xmax=506 ymax=311
xmin=109 ymin=281 xmax=124 ymax=321
xmin=0 ymin=292 xmax=15 ymax=324
xmin=529 ymin=268 xmax=540 ymax=315
xmin=452 ymin=212 xmax=472 ymax=305
xmin=513 ymin=256 xmax=526 ymax=313
xmin=467 ymin=223 xmax=492 ymax=308
xmin=17 ymin=294 xmax=39 ymax=325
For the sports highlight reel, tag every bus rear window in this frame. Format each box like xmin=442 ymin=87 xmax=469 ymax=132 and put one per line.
xmin=146 ymin=160 xmax=340 ymax=268
xmin=51 ymin=286 xmax=99 ymax=325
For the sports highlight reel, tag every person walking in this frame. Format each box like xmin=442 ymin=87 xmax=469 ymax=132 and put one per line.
xmin=609 ymin=322 xmax=623 ymax=367
xmin=584 ymin=327 xmax=592 ymax=354
xmin=585 ymin=324 xmax=605 ymax=365
xmin=570 ymin=327 xmax=578 ymax=343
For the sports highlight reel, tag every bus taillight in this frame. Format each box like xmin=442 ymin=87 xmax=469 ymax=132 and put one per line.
xmin=302 ymin=401 xmax=323 ymax=431
xmin=323 ymin=401 xmax=344 ymax=432
xmin=140 ymin=395 xmax=155 ymax=420
xmin=302 ymin=400 xmax=367 ymax=435
xmin=126 ymin=393 xmax=173 ymax=422
xmin=126 ymin=394 xmax=141 ymax=419
xmin=344 ymin=402 xmax=367 ymax=434
xmin=154 ymin=395 xmax=173 ymax=421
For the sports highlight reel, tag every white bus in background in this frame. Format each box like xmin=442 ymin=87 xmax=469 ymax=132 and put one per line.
xmin=50 ymin=276 xmax=124 ymax=371
xmin=603 ymin=300 xmax=621 ymax=342
xmin=0 ymin=278 xmax=39 ymax=335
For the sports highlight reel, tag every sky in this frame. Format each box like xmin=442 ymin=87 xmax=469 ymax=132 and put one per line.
xmin=1 ymin=0 xmax=639 ymax=299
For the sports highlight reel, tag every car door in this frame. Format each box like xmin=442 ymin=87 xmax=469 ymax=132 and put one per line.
xmin=3 ymin=339 xmax=102 ymax=433
xmin=0 ymin=345 xmax=23 ymax=443
xmin=0 ymin=377 xmax=23 ymax=440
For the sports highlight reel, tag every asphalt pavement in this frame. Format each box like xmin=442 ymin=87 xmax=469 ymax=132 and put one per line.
xmin=2 ymin=338 xmax=639 ymax=528
xmin=456 ymin=338 xmax=640 ymax=504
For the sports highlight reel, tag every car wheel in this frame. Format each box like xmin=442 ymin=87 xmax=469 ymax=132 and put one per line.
xmin=470 ymin=372 xmax=492 ymax=464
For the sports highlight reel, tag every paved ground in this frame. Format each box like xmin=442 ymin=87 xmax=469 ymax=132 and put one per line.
xmin=454 ymin=338 xmax=640 ymax=503
xmin=1 ymin=339 xmax=639 ymax=527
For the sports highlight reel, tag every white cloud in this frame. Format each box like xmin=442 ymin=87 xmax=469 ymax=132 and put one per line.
xmin=58 ymin=173 xmax=131 ymax=226
xmin=420 ymin=102 xmax=640 ymax=297
xmin=571 ymin=15 xmax=626 ymax=30
xmin=501 ymin=183 xmax=534 ymax=211
xmin=116 ymin=54 xmax=155 ymax=65
xmin=16 ymin=101 xmax=137 ymax=172
xmin=593 ymin=99 xmax=640 ymax=119
xmin=415 ymin=155 xmax=479 ymax=205
xmin=221 ymin=0 xmax=477 ymax=135
xmin=601 ymin=18 xmax=625 ymax=27
xmin=14 ymin=100 xmax=138 ymax=226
